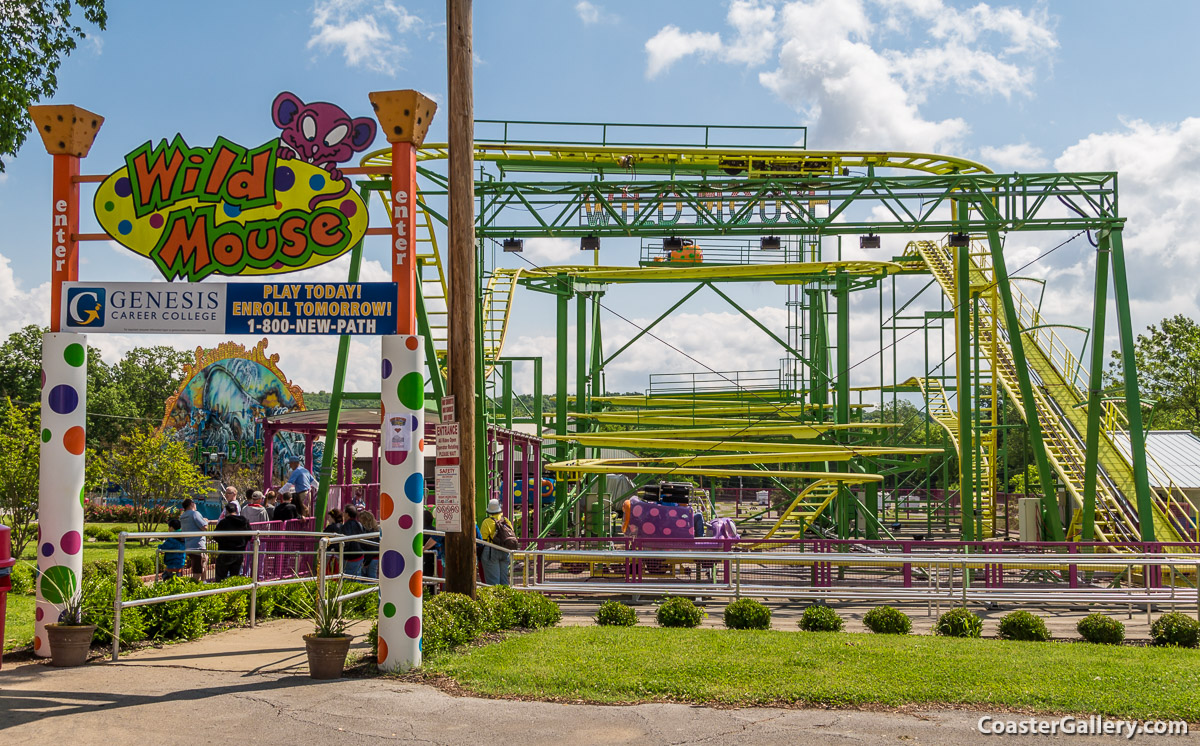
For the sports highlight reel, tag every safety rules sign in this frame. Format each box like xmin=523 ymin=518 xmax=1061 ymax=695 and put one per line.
xmin=434 ymin=423 xmax=461 ymax=532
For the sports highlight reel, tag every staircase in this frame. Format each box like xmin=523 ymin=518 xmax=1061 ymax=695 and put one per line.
xmin=755 ymin=479 xmax=842 ymax=543
xmin=915 ymin=239 xmax=1148 ymax=544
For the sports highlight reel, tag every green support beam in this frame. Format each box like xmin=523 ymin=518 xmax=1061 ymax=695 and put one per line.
xmin=1080 ymin=231 xmax=1111 ymax=543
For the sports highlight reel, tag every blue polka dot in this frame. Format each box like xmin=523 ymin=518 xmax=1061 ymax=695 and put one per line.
xmin=48 ymin=384 xmax=79 ymax=415
xmin=405 ymin=473 xmax=424 ymax=503
xmin=275 ymin=166 xmax=296 ymax=192
xmin=42 ymin=542 xmax=54 ymax=557
xmin=118 ymin=220 xmax=133 ymax=235
xmin=223 ymin=203 xmax=241 ymax=217
xmin=309 ymin=174 xmax=326 ymax=190
xmin=382 ymin=359 xmax=392 ymax=379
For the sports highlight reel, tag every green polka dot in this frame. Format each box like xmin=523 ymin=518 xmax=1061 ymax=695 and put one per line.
xmin=63 ymin=343 xmax=85 ymax=368
xmin=41 ymin=428 xmax=51 ymax=442
xmin=411 ymin=533 xmax=424 ymax=557
xmin=104 ymin=200 xmax=114 ymax=212
xmin=80 ymin=485 xmax=86 ymax=508
xmin=383 ymin=602 xmax=396 ymax=618
xmin=398 ymin=372 xmax=424 ymax=410
xmin=40 ymin=565 xmax=78 ymax=605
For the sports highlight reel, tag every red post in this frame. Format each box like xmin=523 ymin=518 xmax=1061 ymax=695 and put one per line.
xmin=391 ymin=141 xmax=418 ymax=335
xmin=50 ymin=154 xmax=81 ymax=331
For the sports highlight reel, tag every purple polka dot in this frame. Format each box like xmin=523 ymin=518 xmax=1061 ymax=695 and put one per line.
xmin=382 ymin=359 xmax=392 ymax=379
xmin=40 ymin=368 xmax=45 ymax=389
xmin=275 ymin=166 xmax=295 ymax=192
xmin=115 ymin=177 xmax=132 ymax=198
xmin=399 ymin=514 xmax=413 ymax=530
xmin=61 ymin=530 xmax=82 ymax=555
xmin=385 ymin=449 xmax=408 ymax=466
xmin=48 ymin=384 xmax=79 ymax=415
xmin=149 ymin=213 xmax=164 ymax=229
xmin=36 ymin=607 xmax=44 ymax=622
xmin=339 ymin=199 xmax=358 ymax=218
xmin=405 ymin=616 xmax=421 ymax=638
xmin=381 ymin=550 xmax=405 ymax=578
xmin=42 ymin=542 xmax=54 ymax=557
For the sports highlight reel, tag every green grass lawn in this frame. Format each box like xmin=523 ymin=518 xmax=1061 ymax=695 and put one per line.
xmin=426 ymin=626 xmax=1200 ymax=720
xmin=4 ymin=523 xmax=162 ymax=651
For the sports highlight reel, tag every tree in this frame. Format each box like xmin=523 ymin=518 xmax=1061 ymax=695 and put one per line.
xmin=112 ymin=346 xmax=191 ymax=423
xmin=106 ymin=428 xmax=207 ymax=536
xmin=0 ymin=0 xmax=107 ymax=171
xmin=0 ymin=399 xmax=40 ymax=557
xmin=1107 ymin=314 xmax=1200 ymax=433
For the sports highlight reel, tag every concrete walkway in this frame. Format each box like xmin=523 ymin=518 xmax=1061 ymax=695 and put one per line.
xmin=0 ymin=606 xmax=1185 ymax=745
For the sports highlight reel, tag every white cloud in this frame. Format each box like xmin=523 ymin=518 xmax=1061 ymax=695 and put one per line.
xmin=576 ymin=1 xmax=618 ymax=25
xmin=308 ymin=0 xmax=424 ymax=75
xmin=978 ymin=142 xmax=1048 ymax=171
xmin=1054 ymin=117 xmax=1200 ymax=328
xmin=514 ymin=237 xmax=581 ymax=267
xmin=0 ymin=252 xmax=49 ymax=338
xmin=646 ymin=0 xmax=1057 ymax=152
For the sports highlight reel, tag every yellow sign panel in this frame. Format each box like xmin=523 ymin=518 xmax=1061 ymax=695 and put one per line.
xmin=94 ymin=135 xmax=368 ymax=281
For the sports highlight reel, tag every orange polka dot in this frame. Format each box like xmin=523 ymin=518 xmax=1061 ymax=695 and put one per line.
xmin=377 ymin=637 xmax=388 ymax=664
xmin=405 ymin=336 xmax=419 ymax=350
xmin=33 ymin=636 xmax=42 ymax=650
xmin=418 ymin=439 xmax=425 ymax=450
xmin=380 ymin=492 xmax=394 ymax=520
xmin=63 ymin=426 xmax=85 ymax=455
xmin=409 ymin=571 xmax=423 ymax=597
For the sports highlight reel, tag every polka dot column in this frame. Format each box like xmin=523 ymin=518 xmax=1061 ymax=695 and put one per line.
xmin=377 ymin=335 xmax=425 ymax=671
xmin=35 ymin=333 xmax=88 ymax=657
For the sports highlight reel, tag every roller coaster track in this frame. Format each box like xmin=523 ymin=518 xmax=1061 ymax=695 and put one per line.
xmin=912 ymin=239 xmax=1195 ymax=547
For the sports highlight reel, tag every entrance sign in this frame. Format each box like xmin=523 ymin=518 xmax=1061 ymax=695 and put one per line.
xmin=435 ymin=423 xmax=462 ymax=532
xmin=94 ymin=135 xmax=369 ymax=281
xmin=60 ymin=281 xmax=398 ymax=335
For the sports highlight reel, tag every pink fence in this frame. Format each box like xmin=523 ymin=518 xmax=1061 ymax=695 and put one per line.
xmin=246 ymin=517 xmax=318 ymax=581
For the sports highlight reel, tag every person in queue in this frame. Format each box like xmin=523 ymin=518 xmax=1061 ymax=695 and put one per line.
xmin=213 ymin=502 xmax=250 ymax=580
xmin=263 ymin=490 xmax=278 ymax=520
xmin=178 ymin=498 xmax=209 ymax=582
xmin=158 ymin=518 xmax=186 ymax=580
xmin=286 ymin=456 xmax=316 ymax=511
xmin=480 ymin=499 xmax=518 ymax=586
xmin=339 ymin=504 xmax=366 ymax=578
xmin=358 ymin=510 xmax=379 ymax=579
xmin=272 ymin=487 xmax=300 ymax=522
xmin=242 ymin=490 xmax=270 ymax=524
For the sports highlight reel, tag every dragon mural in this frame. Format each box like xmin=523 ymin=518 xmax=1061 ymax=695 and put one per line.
xmin=160 ymin=339 xmax=312 ymax=475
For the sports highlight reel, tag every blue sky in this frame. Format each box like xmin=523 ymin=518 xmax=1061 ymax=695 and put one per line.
xmin=2 ymin=0 xmax=1199 ymax=398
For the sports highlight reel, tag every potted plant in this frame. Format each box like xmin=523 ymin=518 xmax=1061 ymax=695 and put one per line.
xmin=302 ymin=581 xmax=353 ymax=679
xmin=43 ymin=570 xmax=98 ymax=667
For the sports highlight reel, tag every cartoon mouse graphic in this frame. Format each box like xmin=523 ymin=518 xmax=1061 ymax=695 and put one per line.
xmin=271 ymin=91 xmax=377 ymax=209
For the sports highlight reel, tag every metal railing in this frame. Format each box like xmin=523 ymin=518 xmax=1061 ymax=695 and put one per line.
xmin=110 ymin=527 xmax=510 ymax=661
xmin=512 ymin=544 xmax=1200 ymax=621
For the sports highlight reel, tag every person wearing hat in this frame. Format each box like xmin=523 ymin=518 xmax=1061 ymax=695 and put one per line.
xmin=286 ymin=455 xmax=316 ymax=511
xmin=480 ymin=498 xmax=517 ymax=586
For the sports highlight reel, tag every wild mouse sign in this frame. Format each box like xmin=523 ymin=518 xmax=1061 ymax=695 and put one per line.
xmin=93 ymin=92 xmax=376 ymax=281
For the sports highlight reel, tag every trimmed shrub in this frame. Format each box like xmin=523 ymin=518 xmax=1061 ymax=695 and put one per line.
xmin=477 ymin=586 xmax=521 ymax=631
xmin=132 ymin=555 xmax=156 ymax=577
xmin=1077 ymin=613 xmax=1125 ymax=645
xmin=935 ymin=607 xmax=983 ymax=638
xmin=596 ymin=600 xmax=639 ymax=627
xmin=83 ymin=525 xmax=118 ymax=542
xmin=1150 ymin=612 xmax=1200 ymax=648
xmin=656 ymin=596 xmax=704 ymax=628
xmin=511 ymin=590 xmax=562 ymax=628
xmin=799 ymin=604 xmax=844 ymax=632
xmin=863 ymin=605 xmax=912 ymax=635
xmin=997 ymin=610 xmax=1051 ymax=642
xmin=724 ymin=598 xmax=771 ymax=630
xmin=9 ymin=562 xmax=34 ymax=595
xmin=137 ymin=577 xmax=208 ymax=641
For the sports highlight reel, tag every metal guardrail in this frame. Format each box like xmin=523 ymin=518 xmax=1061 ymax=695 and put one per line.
xmin=512 ymin=546 xmax=1200 ymax=622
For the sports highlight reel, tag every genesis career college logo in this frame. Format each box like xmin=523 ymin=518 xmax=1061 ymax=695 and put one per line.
xmin=66 ymin=287 xmax=106 ymax=328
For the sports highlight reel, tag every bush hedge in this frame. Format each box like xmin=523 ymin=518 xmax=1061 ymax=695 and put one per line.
xmin=997 ymin=610 xmax=1051 ymax=642
xmin=596 ymin=600 xmax=639 ymax=627
xmin=723 ymin=598 xmax=771 ymax=630
xmin=418 ymin=588 xmax=562 ymax=657
xmin=935 ymin=607 xmax=983 ymax=638
xmin=656 ymin=597 xmax=704 ymax=628
xmin=863 ymin=605 xmax=911 ymax=635
xmin=1150 ymin=612 xmax=1200 ymax=648
xmin=798 ymin=604 xmax=844 ymax=632
xmin=84 ymin=503 xmax=171 ymax=525
xmin=1077 ymin=613 xmax=1125 ymax=645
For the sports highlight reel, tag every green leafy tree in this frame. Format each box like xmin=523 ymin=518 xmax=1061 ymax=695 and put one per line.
xmin=1107 ymin=315 xmax=1200 ymax=433
xmin=106 ymin=428 xmax=207 ymax=536
xmin=0 ymin=0 xmax=108 ymax=171
xmin=112 ymin=346 xmax=191 ymax=423
xmin=0 ymin=399 xmax=41 ymax=557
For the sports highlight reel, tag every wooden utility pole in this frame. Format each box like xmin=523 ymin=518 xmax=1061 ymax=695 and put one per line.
xmin=445 ymin=0 xmax=477 ymax=596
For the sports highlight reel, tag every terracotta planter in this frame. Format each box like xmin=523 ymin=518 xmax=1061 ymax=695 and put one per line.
xmin=304 ymin=633 xmax=353 ymax=679
xmin=46 ymin=624 xmax=96 ymax=667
